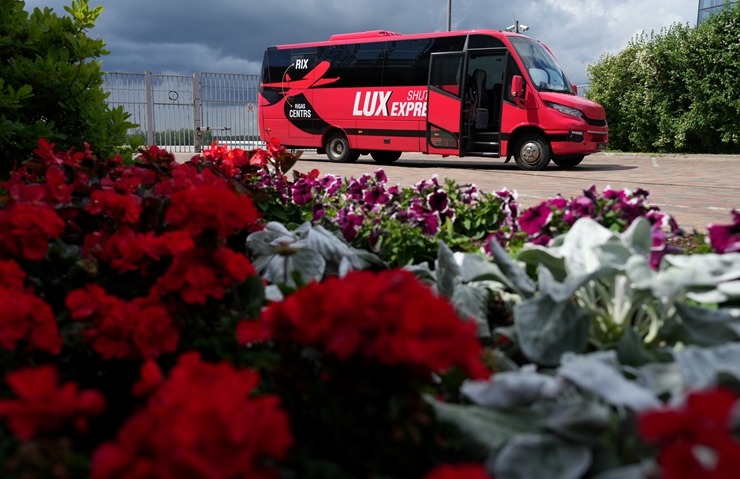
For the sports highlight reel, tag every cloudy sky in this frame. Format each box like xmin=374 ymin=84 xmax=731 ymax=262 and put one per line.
xmin=25 ymin=0 xmax=699 ymax=85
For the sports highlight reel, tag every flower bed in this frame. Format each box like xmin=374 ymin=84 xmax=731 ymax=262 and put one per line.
xmin=1 ymin=140 xmax=739 ymax=479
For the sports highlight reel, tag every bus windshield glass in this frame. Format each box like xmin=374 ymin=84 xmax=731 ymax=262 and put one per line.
xmin=509 ymin=36 xmax=572 ymax=94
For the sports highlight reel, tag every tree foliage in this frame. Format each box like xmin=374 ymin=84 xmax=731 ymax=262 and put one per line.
xmin=0 ymin=0 xmax=135 ymax=174
xmin=587 ymin=5 xmax=740 ymax=153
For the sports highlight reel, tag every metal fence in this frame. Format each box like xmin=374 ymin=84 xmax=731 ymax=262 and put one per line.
xmin=103 ymin=72 xmax=261 ymax=153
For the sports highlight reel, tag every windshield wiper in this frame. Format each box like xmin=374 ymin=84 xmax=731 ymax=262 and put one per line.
xmin=539 ymin=87 xmax=571 ymax=94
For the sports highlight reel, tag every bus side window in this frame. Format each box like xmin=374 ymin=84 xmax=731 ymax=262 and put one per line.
xmin=430 ymin=55 xmax=463 ymax=97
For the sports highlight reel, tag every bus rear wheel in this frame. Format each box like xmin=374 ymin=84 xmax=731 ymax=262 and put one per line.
xmin=370 ymin=151 xmax=402 ymax=164
xmin=514 ymin=133 xmax=551 ymax=171
xmin=552 ymin=155 xmax=585 ymax=168
xmin=326 ymin=133 xmax=360 ymax=163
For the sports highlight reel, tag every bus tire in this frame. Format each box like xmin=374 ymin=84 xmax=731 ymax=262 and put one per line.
xmin=552 ymin=155 xmax=585 ymax=168
xmin=514 ymin=133 xmax=551 ymax=170
xmin=326 ymin=133 xmax=360 ymax=163
xmin=370 ymin=151 xmax=402 ymax=164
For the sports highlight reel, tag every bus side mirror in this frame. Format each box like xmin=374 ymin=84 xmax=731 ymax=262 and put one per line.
xmin=511 ymin=75 xmax=524 ymax=98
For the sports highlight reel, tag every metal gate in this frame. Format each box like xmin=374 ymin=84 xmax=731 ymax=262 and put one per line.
xmin=103 ymin=71 xmax=261 ymax=153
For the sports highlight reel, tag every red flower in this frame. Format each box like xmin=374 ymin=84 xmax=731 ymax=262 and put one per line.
xmin=424 ymin=463 xmax=492 ymax=479
xmin=199 ymin=144 xmax=254 ymax=178
xmin=152 ymin=247 xmax=256 ymax=305
xmin=132 ymin=359 xmax=164 ymax=398
xmin=136 ymin=145 xmax=176 ymax=166
xmin=101 ymin=166 xmax=159 ymax=193
xmin=0 ymin=365 xmax=105 ymax=440
xmin=87 ymin=189 xmax=142 ymax=224
xmin=44 ymin=164 xmax=75 ymax=203
xmin=153 ymin=163 xmax=228 ymax=196
xmin=98 ymin=230 xmax=195 ymax=273
xmin=250 ymin=148 xmax=269 ymax=167
xmin=267 ymin=137 xmax=285 ymax=158
xmin=32 ymin=138 xmax=96 ymax=169
xmin=165 ymin=184 xmax=261 ymax=238
xmin=0 ymin=203 xmax=65 ymax=260
xmin=0 ymin=259 xmax=27 ymax=291
xmin=91 ymin=352 xmax=292 ymax=479
xmin=3 ymin=178 xmax=47 ymax=205
xmin=0 ymin=288 xmax=62 ymax=354
xmin=66 ymin=285 xmax=179 ymax=360
xmin=638 ymin=388 xmax=740 ymax=479
xmin=237 ymin=269 xmax=489 ymax=379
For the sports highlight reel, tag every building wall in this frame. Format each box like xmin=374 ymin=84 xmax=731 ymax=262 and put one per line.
xmin=698 ymin=0 xmax=738 ymax=24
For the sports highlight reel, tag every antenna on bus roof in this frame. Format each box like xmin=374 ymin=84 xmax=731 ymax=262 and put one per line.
xmin=505 ymin=13 xmax=529 ymax=33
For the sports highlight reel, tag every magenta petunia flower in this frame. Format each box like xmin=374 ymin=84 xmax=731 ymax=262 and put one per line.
xmin=707 ymin=210 xmax=740 ymax=253
xmin=519 ymin=202 xmax=553 ymax=236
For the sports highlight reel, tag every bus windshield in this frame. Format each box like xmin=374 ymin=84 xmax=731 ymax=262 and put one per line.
xmin=509 ymin=36 xmax=573 ymax=94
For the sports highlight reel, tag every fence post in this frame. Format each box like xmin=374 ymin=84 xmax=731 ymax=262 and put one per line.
xmin=193 ymin=73 xmax=203 ymax=153
xmin=145 ymin=71 xmax=155 ymax=145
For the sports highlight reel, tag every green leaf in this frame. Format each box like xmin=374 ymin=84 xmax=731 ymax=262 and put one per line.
xmin=650 ymin=253 xmax=740 ymax=302
xmin=436 ymin=241 xmax=461 ymax=298
xmin=620 ymin=217 xmax=653 ymax=256
xmin=461 ymin=366 xmax=561 ymax=409
xmin=297 ymin=222 xmax=382 ymax=273
xmin=616 ymin=327 xmax=657 ymax=367
xmin=487 ymin=236 xmax=537 ymax=297
xmin=514 ymin=295 xmax=590 ymax=366
xmin=591 ymin=463 xmax=656 ymax=479
xmin=675 ymin=342 xmax=740 ymax=389
xmin=452 ymin=283 xmax=492 ymax=337
xmin=636 ymin=361 xmax=683 ymax=400
xmin=428 ymin=397 xmax=541 ymax=454
xmin=558 ymin=352 xmax=661 ymax=411
xmin=672 ymin=303 xmax=740 ymax=346
xmin=543 ymin=401 xmax=611 ymax=444
xmin=516 ymin=247 xmax=567 ymax=281
xmin=491 ymin=433 xmax=592 ymax=479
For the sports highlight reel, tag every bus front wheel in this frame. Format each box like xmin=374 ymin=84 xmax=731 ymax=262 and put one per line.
xmin=514 ymin=134 xmax=550 ymax=171
xmin=326 ymin=133 xmax=360 ymax=163
xmin=370 ymin=151 xmax=402 ymax=164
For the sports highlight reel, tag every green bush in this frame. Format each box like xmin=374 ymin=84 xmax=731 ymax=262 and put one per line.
xmin=0 ymin=0 xmax=135 ymax=176
xmin=587 ymin=4 xmax=740 ymax=153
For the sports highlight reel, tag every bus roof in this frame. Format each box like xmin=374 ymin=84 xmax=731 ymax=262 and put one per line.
xmin=271 ymin=29 xmax=525 ymax=50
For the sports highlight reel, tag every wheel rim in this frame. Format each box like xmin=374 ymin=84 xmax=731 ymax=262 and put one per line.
xmin=329 ymin=139 xmax=345 ymax=158
xmin=520 ymin=140 xmax=544 ymax=166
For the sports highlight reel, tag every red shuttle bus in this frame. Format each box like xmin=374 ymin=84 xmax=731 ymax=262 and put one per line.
xmin=258 ymin=29 xmax=608 ymax=171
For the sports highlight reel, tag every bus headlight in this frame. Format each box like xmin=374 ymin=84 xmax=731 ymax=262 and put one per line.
xmin=545 ymin=101 xmax=583 ymax=118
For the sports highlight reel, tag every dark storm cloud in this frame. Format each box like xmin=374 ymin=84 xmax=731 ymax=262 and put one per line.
xmin=23 ymin=0 xmax=697 ymax=84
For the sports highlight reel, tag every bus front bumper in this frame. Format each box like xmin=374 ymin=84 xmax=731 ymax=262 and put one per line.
xmin=550 ymin=129 xmax=608 ymax=155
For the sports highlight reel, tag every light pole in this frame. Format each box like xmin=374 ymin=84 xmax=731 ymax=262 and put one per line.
xmin=447 ymin=0 xmax=451 ymax=31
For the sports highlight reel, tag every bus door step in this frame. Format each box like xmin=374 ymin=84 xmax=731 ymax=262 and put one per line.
xmin=465 ymin=150 xmax=501 ymax=157
xmin=470 ymin=141 xmax=500 ymax=152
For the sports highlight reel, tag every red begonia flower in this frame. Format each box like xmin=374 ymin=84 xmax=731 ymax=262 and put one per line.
xmin=0 ymin=365 xmax=105 ymax=440
xmin=238 ymin=269 xmax=489 ymax=379
xmin=91 ymin=352 xmax=292 ymax=479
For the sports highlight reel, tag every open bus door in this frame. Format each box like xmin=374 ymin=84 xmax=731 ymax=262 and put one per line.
xmin=426 ymin=52 xmax=465 ymax=156
xmin=462 ymin=48 xmax=508 ymax=157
